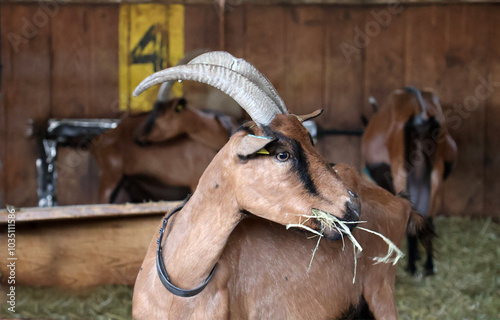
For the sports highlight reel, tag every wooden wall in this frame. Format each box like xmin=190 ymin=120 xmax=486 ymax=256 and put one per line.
xmin=0 ymin=4 xmax=119 ymax=206
xmin=1 ymin=2 xmax=499 ymax=219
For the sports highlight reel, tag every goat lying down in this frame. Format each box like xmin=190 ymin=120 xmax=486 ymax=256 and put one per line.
xmin=91 ymin=96 xmax=236 ymax=203
xmin=132 ymin=52 xmax=431 ymax=319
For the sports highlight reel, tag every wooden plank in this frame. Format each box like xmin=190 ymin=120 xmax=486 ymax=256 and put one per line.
xmin=364 ymin=2 xmax=405 ymax=115
xmin=224 ymin=3 xmax=245 ymax=59
xmin=51 ymin=5 xmax=91 ymax=118
xmin=184 ymin=4 xmax=220 ymax=58
xmin=404 ymin=5 xmax=447 ymax=90
xmin=0 ymin=214 xmax=163 ymax=288
xmin=484 ymin=5 xmax=500 ymax=221
xmin=245 ymin=5 xmax=286 ymax=104
xmin=88 ymin=5 xmax=120 ymax=117
xmin=0 ymin=201 xmax=181 ymax=223
xmin=284 ymin=5 xmax=325 ymax=116
xmin=3 ymin=0 xmax=499 ymax=5
xmin=0 ymin=94 xmax=5 ymax=208
xmin=0 ymin=4 xmax=10 ymax=207
xmin=118 ymin=4 xmax=184 ymax=112
xmin=319 ymin=7 xmax=366 ymax=169
xmin=1 ymin=4 xmax=51 ymax=207
xmin=439 ymin=5 xmax=488 ymax=218
xmin=183 ymin=4 xmax=220 ymax=107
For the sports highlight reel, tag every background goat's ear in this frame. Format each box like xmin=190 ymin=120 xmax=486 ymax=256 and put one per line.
xmin=297 ymin=109 xmax=323 ymax=122
xmin=175 ymin=98 xmax=187 ymax=112
xmin=236 ymin=135 xmax=277 ymax=158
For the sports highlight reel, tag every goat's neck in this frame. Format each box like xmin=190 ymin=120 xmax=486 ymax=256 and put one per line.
xmin=162 ymin=174 xmax=240 ymax=289
xmin=188 ymin=110 xmax=230 ymax=150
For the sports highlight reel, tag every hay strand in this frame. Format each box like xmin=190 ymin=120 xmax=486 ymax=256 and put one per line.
xmin=358 ymin=226 xmax=405 ymax=265
xmin=286 ymin=209 xmax=405 ymax=283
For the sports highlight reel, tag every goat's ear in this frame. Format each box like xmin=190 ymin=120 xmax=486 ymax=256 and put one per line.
xmin=236 ymin=134 xmax=277 ymax=158
xmin=296 ymin=109 xmax=323 ymax=122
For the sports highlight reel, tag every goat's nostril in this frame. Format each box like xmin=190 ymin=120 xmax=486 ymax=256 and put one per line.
xmin=346 ymin=199 xmax=361 ymax=220
xmin=134 ymin=138 xmax=150 ymax=147
xmin=348 ymin=190 xmax=358 ymax=199
xmin=350 ymin=207 xmax=360 ymax=218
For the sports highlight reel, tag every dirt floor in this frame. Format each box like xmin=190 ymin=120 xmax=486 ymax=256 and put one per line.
xmin=1 ymin=216 xmax=499 ymax=319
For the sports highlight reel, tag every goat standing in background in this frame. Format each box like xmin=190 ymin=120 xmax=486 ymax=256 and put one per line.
xmin=362 ymin=87 xmax=457 ymax=275
xmin=133 ymin=52 xmax=432 ymax=319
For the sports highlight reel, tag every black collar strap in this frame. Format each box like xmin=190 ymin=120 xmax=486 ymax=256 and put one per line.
xmin=156 ymin=195 xmax=217 ymax=298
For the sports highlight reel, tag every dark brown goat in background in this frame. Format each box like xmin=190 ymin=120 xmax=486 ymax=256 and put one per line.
xmin=362 ymin=87 xmax=457 ymax=275
xmin=132 ymin=51 xmax=433 ymax=319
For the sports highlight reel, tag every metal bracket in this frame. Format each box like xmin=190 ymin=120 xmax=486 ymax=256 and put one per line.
xmin=35 ymin=118 xmax=121 ymax=207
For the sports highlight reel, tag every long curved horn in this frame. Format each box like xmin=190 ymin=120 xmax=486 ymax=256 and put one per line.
xmin=157 ymin=49 xmax=210 ymax=102
xmin=134 ymin=64 xmax=283 ymax=126
xmin=188 ymin=51 xmax=288 ymax=114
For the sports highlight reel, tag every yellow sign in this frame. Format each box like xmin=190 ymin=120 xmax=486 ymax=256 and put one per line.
xmin=119 ymin=4 xmax=184 ymax=112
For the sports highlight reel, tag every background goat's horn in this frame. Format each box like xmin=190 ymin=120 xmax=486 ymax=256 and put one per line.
xmin=188 ymin=51 xmax=288 ymax=115
xmin=156 ymin=82 xmax=174 ymax=103
xmin=134 ymin=64 xmax=283 ymax=126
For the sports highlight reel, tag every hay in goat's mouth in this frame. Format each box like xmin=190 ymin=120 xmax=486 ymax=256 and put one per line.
xmin=286 ymin=209 xmax=405 ymax=283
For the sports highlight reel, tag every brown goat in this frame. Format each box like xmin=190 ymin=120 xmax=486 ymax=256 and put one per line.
xmin=91 ymin=97 xmax=236 ymax=203
xmin=132 ymin=52 xmax=429 ymax=319
xmin=134 ymin=97 xmax=235 ymax=149
xmin=362 ymin=87 xmax=457 ymax=275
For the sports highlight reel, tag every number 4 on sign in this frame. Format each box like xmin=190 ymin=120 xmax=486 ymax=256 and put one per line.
xmin=131 ymin=24 xmax=168 ymax=72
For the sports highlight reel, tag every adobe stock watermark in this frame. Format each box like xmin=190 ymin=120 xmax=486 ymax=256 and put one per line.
xmin=340 ymin=1 xmax=403 ymax=63
xmin=6 ymin=205 xmax=17 ymax=313
xmin=445 ymin=75 xmax=500 ymax=131
xmin=7 ymin=0 xmax=64 ymax=53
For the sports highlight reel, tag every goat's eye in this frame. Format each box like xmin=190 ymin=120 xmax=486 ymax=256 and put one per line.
xmin=276 ymin=152 xmax=290 ymax=162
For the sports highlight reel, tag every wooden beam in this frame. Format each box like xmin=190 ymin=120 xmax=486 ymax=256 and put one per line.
xmin=0 ymin=201 xmax=181 ymax=223
xmin=1 ymin=0 xmax=498 ymax=5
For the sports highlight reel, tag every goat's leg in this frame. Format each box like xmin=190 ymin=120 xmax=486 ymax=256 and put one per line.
xmin=97 ymin=173 xmax=123 ymax=203
xmin=109 ymin=176 xmax=127 ymax=203
xmin=423 ymin=217 xmax=436 ymax=276
xmin=363 ymin=280 xmax=398 ymax=320
xmin=406 ymin=234 xmax=418 ymax=275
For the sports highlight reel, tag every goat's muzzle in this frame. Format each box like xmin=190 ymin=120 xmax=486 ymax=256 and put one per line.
xmin=321 ymin=192 xmax=361 ymax=241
